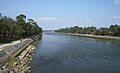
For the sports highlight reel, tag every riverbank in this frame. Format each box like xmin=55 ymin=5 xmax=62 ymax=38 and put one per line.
xmin=0 ymin=34 xmax=42 ymax=73
xmin=58 ymin=33 xmax=120 ymax=40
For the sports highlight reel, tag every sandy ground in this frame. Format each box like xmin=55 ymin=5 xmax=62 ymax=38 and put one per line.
xmin=0 ymin=39 xmax=28 ymax=51
xmin=59 ymin=33 xmax=120 ymax=40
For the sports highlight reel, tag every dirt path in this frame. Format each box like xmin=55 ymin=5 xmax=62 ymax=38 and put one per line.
xmin=0 ymin=39 xmax=28 ymax=51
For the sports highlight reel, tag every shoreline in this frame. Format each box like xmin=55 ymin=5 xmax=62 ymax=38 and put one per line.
xmin=58 ymin=33 xmax=120 ymax=40
xmin=0 ymin=34 xmax=42 ymax=73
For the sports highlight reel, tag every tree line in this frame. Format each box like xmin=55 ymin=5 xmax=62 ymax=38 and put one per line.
xmin=55 ymin=25 xmax=120 ymax=37
xmin=0 ymin=13 xmax=42 ymax=41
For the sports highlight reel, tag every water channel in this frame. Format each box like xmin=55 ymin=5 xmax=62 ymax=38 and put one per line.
xmin=30 ymin=32 xmax=120 ymax=73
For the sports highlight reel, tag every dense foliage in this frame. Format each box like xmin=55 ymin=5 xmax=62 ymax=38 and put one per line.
xmin=55 ymin=25 xmax=120 ymax=37
xmin=0 ymin=14 xmax=42 ymax=40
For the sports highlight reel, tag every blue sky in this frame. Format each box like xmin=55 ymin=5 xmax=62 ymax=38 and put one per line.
xmin=0 ymin=0 xmax=120 ymax=30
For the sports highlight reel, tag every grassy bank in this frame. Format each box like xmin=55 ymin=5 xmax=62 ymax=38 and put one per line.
xmin=58 ymin=33 xmax=120 ymax=40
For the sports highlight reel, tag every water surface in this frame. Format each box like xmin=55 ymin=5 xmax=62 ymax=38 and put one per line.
xmin=30 ymin=33 xmax=120 ymax=73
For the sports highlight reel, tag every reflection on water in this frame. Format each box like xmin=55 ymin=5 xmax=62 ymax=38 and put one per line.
xmin=30 ymin=33 xmax=120 ymax=73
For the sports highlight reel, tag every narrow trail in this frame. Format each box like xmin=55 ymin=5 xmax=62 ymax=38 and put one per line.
xmin=0 ymin=39 xmax=28 ymax=51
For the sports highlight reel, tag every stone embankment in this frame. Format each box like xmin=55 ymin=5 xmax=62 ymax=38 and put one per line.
xmin=0 ymin=38 xmax=33 ymax=62
xmin=0 ymin=34 xmax=42 ymax=73
xmin=1 ymin=45 xmax=35 ymax=73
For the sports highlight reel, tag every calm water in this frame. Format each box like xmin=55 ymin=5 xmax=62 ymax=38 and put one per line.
xmin=30 ymin=33 xmax=120 ymax=73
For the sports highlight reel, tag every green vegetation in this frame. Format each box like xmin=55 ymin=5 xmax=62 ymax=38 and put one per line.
xmin=0 ymin=13 xmax=42 ymax=41
xmin=55 ymin=25 xmax=120 ymax=37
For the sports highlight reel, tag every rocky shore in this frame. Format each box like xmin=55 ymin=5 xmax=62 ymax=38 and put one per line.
xmin=0 ymin=43 xmax=35 ymax=73
xmin=0 ymin=34 xmax=42 ymax=73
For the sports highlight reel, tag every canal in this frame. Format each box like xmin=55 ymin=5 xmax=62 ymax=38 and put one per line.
xmin=30 ymin=32 xmax=120 ymax=73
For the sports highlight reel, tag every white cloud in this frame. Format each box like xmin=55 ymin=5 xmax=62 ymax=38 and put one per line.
xmin=60 ymin=18 xmax=69 ymax=24
xmin=35 ymin=17 xmax=69 ymax=25
xmin=36 ymin=17 xmax=58 ymax=23
xmin=85 ymin=19 xmax=92 ymax=24
xmin=113 ymin=16 xmax=120 ymax=19
xmin=1 ymin=10 xmax=16 ymax=14
xmin=114 ymin=0 xmax=120 ymax=5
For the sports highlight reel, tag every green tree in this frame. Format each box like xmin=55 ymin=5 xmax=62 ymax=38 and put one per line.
xmin=109 ymin=24 xmax=119 ymax=36
xmin=16 ymin=14 xmax=27 ymax=37
xmin=0 ymin=14 xmax=42 ymax=41
xmin=96 ymin=27 xmax=110 ymax=36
